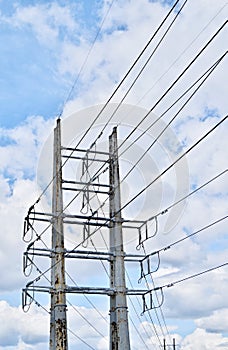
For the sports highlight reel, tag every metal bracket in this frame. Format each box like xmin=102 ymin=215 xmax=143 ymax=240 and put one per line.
xmin=138 ymin=251 xmax=160 ymax=283
xmin=141 ymin=287 xmax=164 ymax=315
xmin=136 ymin=216 xmax=158 ymax=250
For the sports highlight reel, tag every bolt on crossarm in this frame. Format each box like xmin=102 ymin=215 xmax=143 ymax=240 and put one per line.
xmin=50 ymin=118 xmax=68 ymax=349
xmin=109 ymin=127 xmax=131 ymax=350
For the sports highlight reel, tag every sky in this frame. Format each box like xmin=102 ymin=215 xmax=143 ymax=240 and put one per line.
xmin=0 ymin=0 xmax=227 ymax=349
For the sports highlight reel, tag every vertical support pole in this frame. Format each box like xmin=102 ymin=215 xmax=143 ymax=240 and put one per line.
xmin=173 ymin=338 xmax=176 ymax=350
xmin=163 ymin=338 xmax=166 ymax=350
xmin=50 ymin=118 xmax=68 ymax=350
xmin=109 ymin=127 xmax=130 ymax=350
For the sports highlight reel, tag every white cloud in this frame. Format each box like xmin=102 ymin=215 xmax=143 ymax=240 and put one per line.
xmin=181 ymin=328 xmax=228 ymax=350
xmin=3 ymin=3 xmax=78 ymax=46
xmin=0 ymin=301 xmax=48 ymax=347
xmin=196 ymin=309 xmax=228 ymax=333
xmin=0 ymin=0 xmax=227 ymax=348
xmin=0 ymin=116 xmax=54 ymax=180
xmin=0 ymin=116 xmax=54 ymax=291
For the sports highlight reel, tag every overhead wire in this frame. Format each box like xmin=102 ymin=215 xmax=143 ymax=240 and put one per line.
xmin=87 ymin=0 xmax=188 ymax=147
xmin=150 ymin=262 xmax=228 ymax=292
xmin=77 ymin=117 xmax=227 ymax=247
xmin=25 ymin=114 xmax=227 ymax=286
xmin=126 ymin=270 xmax=171 ymax=339
xmin=146 ymin=215 xmax=228 ymax=260
xmin=126 ymin=267 xmax=165 ymax=347
xmin=68 ymin=328 xmax=97 ymax=350
xmin=68 ymin=0 xmax=182 ymax=150
xmin=67 ymin=299 xmax=108 ymax=340
xmin=22 ymin=272 xmax=99 ymax=350
xmin=22 ymin=6 xmax=226 ymax=345
xmin=118 ymin=51 xmax=227 ymax=183
xmin=119 ymin=50 xmax=227 ymax=160
xmin=25 ymin=10 xmax=227 ymax=232
xmin=135 ymin=1 xmax=228 ymax=106
xmin=28 ymin=0 xmax=116 ymax=208
xmin=117 ymin=20 xmax=227 ymax=151
xmin=41 ymin=47 xmax=226 ymax=244
xmin=128 ymin=312 xmax=151 ymax=350
xmin=23 ymin=257 xmax=109 ymax=337
xmin=25 ymin=160 xmax=227 ymax=286
xmin=57 ymin=0 xmax=116 ymax=118
xmin=65 ymin=271 xmax=108 ymax=324
xmin=128 ymin=298 xmax=153 ymax=349
xmin=60 ymin=23 xmax=227 ymax=218
xmin=156 ymin=168 xmax=228 ymax=218
xmin=142 ymin=261 xmax=171 ymax=344
xmin=24 ymin=8 xmax=226 ymax=251
xmin=29 ymin=0 xmax=182 ymax=208
xmin=85 ymin=51 xmax=227 ymax=216
xmin=118 ymin=114 xmax=227 ymax=215
xmin=139 ymin=244 xmax=171 ymax=343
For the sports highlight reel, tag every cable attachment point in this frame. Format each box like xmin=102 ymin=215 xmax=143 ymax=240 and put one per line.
xmin=138 ymin=251 xmax=160 ymax=283
xmin=136 ymin=216 xmax=158 ymax=250
xmin=82 ymin=223 xmax=90 ymax=248
xmin=22 ymin=282 xmax=35 ymax=313
xmin=141 ymin=287 xmax=164 ymax=315
xmin=23 ymin=205 xmax=35 ymax=242
xmin=23 ymin=251 xmax=35 ymax=277
xmin=80 ymin=143 xmax=97 ymax=214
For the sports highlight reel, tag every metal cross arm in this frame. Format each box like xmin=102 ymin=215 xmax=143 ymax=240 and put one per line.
xmin=66 ymin=286 xmax=115 ymax=295
xmin=62 ymin=179 xmax=111 ymax=188
xmin=142 ymin=287 xmax=164 ymax=314
xmin=61 ymin=146 xmax=111 ymax=157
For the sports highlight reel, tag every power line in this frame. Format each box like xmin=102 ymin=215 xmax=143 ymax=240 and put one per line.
xmin=119 ymin=114 xmax=227 ymax=215
xmin=140 ymin=244 xmax=172 ymax=343
xmin=26 ymin=12 xmax=227 ymax=242
xmin=59 ymin=50 xmax=226 ymax=223
xmin=136 ymin=2 xmax=228 ymax=106
xmin=71 ymin=0 xmax=182 ymax=150
xmin=57 ymin=115 xmax=227 ymax=252
xmin=128 ymin=298 xmax=153 ymax=350
xmin=77 ymin=116 xmax=227 ymax=247
xmin=128 ymin=312 xmax=151 ymax=350
xmin=29 ymin=0 xmax=182 ymax=208
xmin=118 ymin=51 xmax=227 ymax=183
xmin=146 ymin=215 xmax=228 ymax=258
xmin=58 ymin=0 xmax=116 ymax=118
xmin=67 ymin=299 xmax=108 ymax=340
xmin=68 ymin=328 xmax=97 ymax=350
xmin=119 ymin=51 xmax=227 ymax=159
xmin=142 ymin=262 xmax=228 ymax=314
xmin=88 ymin=0 xmax=188 ymax=147
xmin=118 ymin=21 xmax=227 ymax=151
xmin=23 ymin=116 xmax=227 ymax=288
xmin=157 ymin=168 xmax=228 ymax=218
xmin=23 ymin=289 xmax=97 ymax=350
xmin=63 ymin=33 xmax=227 ymax=219
xmin=65 ymin=271 xmax=108 ymax=324
xmin=161 ymin=262 xmax=228 ymax=290
xmin=23 ymin=255 xmax=109 ymax=337
xmin=126 ymin=269 xmax=164 ymax=347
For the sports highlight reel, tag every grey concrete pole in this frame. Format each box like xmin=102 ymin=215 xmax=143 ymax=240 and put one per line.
xmin=109 ymin=127 xmax=130 ymax=350
xmin=50 ymin=118 xmax=68 ymax=349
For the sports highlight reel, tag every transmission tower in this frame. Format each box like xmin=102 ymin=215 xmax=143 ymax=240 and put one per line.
xmin=22 ymin=118 xmax=161 ymax=349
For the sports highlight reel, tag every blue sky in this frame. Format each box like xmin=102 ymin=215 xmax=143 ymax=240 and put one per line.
xmin=0 ymin=0 xmax=104 ymax=128
xmin=0 ymin=0 xmax=227 ymax=349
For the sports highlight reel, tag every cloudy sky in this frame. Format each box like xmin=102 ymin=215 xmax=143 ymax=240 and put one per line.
xmin=0 ymin=0 xmax=227 ymax=349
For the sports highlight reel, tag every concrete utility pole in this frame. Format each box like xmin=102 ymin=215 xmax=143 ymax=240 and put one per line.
xmin=163 ymin=338 xmax=177 ymax=349
xmin=50 ymin=118 xmax=68 ymax=349
xmin=23 ymin=123 xmax=146 ymax=349
xmin=109 ymin=127 xmax=131 ymax=350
